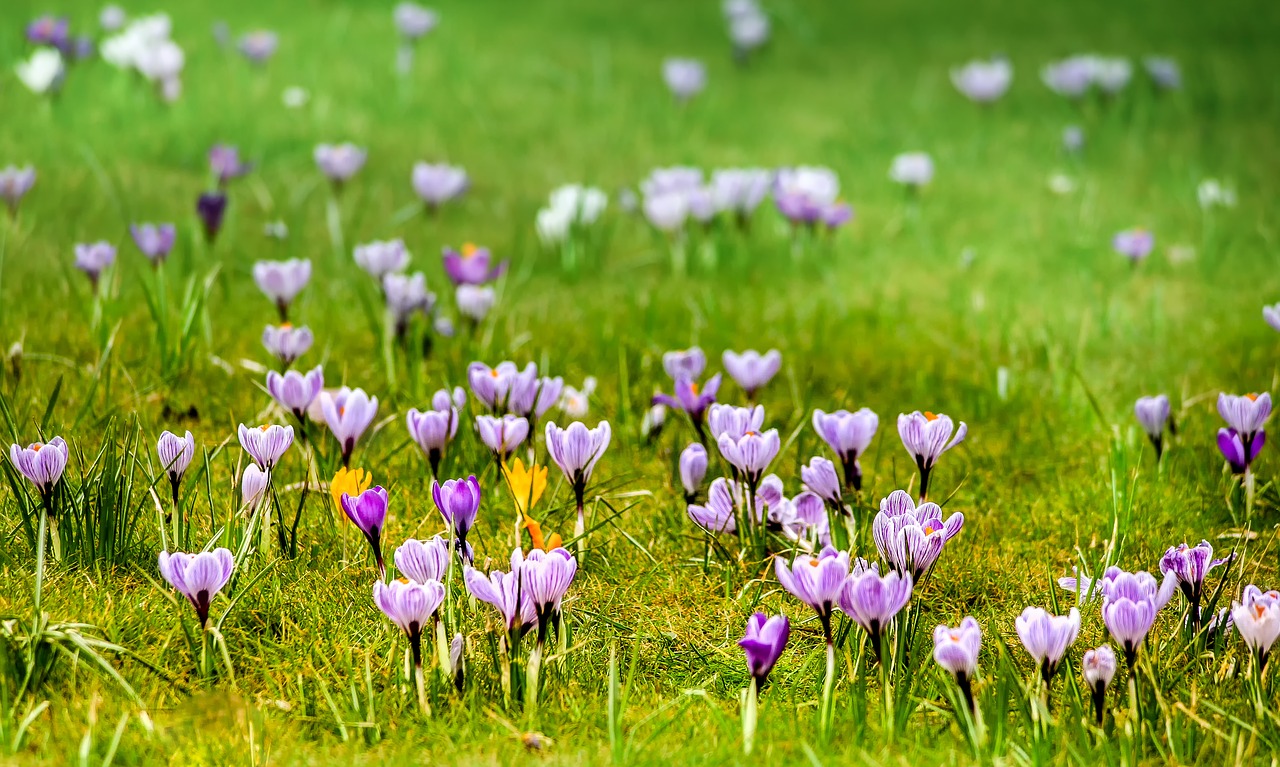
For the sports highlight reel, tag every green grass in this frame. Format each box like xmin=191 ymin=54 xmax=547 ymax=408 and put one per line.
xmin=2 ymin=0 xmax=1280 ymax=763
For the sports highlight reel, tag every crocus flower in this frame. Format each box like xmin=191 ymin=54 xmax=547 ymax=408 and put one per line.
xmin=663 ymin=57 xmax=706 ymax=101
xmin=15 ymin=48 xmax=64 ymax=95
xmin=373 ymin=578 xmax=445 ymax=690
xmin=545 ymin=421 xmax=612 ymax=536
xmin=898 ymin=411 xmax=967 ymax=500
xmin=889 ymin=152 xmax=934 ymax=188
xmin=319 ymin=387 xmax=379 ymax=467
xmin=434 ymin=386 xmax=467 ymax=412
xmin=727 ymin=10 xmax=768 ymax=61
xmin=468 ymin=361 xmax=537 ymax=412
xmin=354 ymin=239 xmax=410 ymax=282
xmin=157 ymin=429 xmax=195 ymax=503
xmin=1099 ymin=566 xmax=1179 ymax=666
xmin=1015 ymin=606 xmax=1080 ymax=685
xmin=839 ymin=568 xmax=914 ymax=658
xmin=100 ymin=5 xmax=127 ymax=30
xmin=523 ymin=547 xmax=578 ymax=641
xmin=774 ymin=546 xmax=850 ymax=641
xmin=237 ymin=30 xmax=278 ymax=64
xmin=1041 ymin=56 xmax=1094 ymax=97
xmin=74 ymin=242 xmax=116 ymax=292
xmin=653 ymin=374 xmax=722 ymax=444
xmin=1134 ymin=394 xmax=1171 ymax=459
xmin=412 ymin=163 xmax=468 ymax=210
xmin=717 ymin=429 xmax=781 ymax=489
xmin=383 ymin=272 xmax=435 ymax=338
xmin=442 ymin=244 xmax=506 ymax=286
xmin=951 ymin=58 xmax=1013 ymax=103
xmin=0 ymin=166 xmax=36 ymax=216
xmin=341 ymin=486 xmax=388 ymax=577
xmin=394 ymin=536 xmax=450 ymax=584
xmin=663 ymin=347 xmax=706 ymax=381
xmin=722 ymin=350 xmax=781 ymax=400
xmin=773 ymin=166 xmax=840 ymax=227
xmin=1091 ymin=57 xmax=1132 ymax=94
xmin=707 ymin=404 xmax=764 ymax=442
xmin=710 ymin=169 xmax=771 ymax=223
xmin=1232 ymin=585 xmax=1280 ymax=668
xmin=812 ymin=408 xmax=878 ymax=493
xmin=262 ymin=324 xmax=313 ymax=366
xmin=1082 ymin=645 xmax=1117 ymax=724
xmin=872 ymin=490 xmax=964 ymax=581
xmin=237 ymin=424 xmax=294 ymax=470
xmin=476 ymin=415 xmax=529 ymax=462
xmin=209 ymin=144 xmax=250 ymax=184
xmin=1143 ymin=57 xmax=1181 ymax=90
xmin=395 ymin=2 xmax=438 ymax=39
xmin=465 ymin=550 xmax=537 ymax=633
xmin=253 ymin=259 xmax=312 ymax=320
xmin=240 ymin=464 xmax=269 ymax=512
xmin=432 ymin=475 xmax=481 ymax=563
xmin=642 ymin=403 xmax=667 ymax=441
xmin=1113 ymin=229 xmax=1154 ymax=263
xmin=196 ymin=192 xmax=228 ymax=243
xmin=687 ymin=476 xmax=738 ymax=534
xmin=26 ymin=15 xmax=70 ymax=48
xmin=456 ymin=285 xmax=496 ymax=322
xmin=267 ymin=366 xmax=324 ymax=422
xmin=680 ymin=443 xmax=708 ymax=501
xmin=314 ymin=143 xmax=367 ymax=184
xmin=9 ymin=436 xmax=69 ymax=500
xmin=406 ymin=406 xmax=458 ymax=478
xmin=130 ymin=223 xmax=176 ymax=265
xmin=740 ymin=613 xmax=789 ymax=688
xmin=1160 ymin=540 xmax=1232 ymax=629
xmin=933 ymin=617 xmax=981 ymax=712
xmin=1218 ymin=428 xmax=1265 ymax=474
xmin=158 ymin=548 xmax=235 ymax=628
xmin=558 ymin=380 xmax=592 ymax=418
xmin=800 ymin=456 xmax=842 ymax=508
xmin=512 ymin=376 xmax=564 ymax=421
xmin=1218 ymin=392 xmax=1270 ymax=449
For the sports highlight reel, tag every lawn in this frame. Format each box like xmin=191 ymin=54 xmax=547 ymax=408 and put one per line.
xmin=1 ymin=0 xmax=1280 ymax=764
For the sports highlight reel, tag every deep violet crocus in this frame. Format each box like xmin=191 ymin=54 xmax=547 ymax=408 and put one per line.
xmin=158 ymin=548 xmax=235 ymax=628
xmin=319 ymin=387 xmax=379 ymax=467
xmin=266 ymin=366 xmax=324 ymax=422
xmin=722 ymin=349 xmax=781 ymax=400
xmin=157 ymin=429 xmax=195 ymax=506
xmin=237 ymin=423 xmax=294 ymax=470
xmin=1082 ymin=645 xmax=1117 ymax=724
xmin=740 ymin=612 xmax=789 ymax=688
xmin=1160 ymin=540 xmax=1233 ymax=630
xmin=1099 ymin=566 xmax=1178 ymax=667
xmin=812 ymin=408 xmax=878 ymax=493
xmin=872 ymin=489 xmax=964 ymax=581
xmin=432 ymin=475 xmax=481 ymax=563
xmin=653 ymin=374 xmax=722 ymax=445
xmin=933 ymin=616 xmax=982 ymax=713
xmin=406 ymin=405 xmax=459 ymax=478
xmin=545 ymin=421 xmax=612 ymax=540
xmin=262 ymin=324 xmax=313 ymax=366
xmin=130 ymin=223 xmax=176 ymax=265
xmin=74 ymin=242 xmax=116 ymax=292
xmin=680 ymin=442 xmax=708 ymax=501
xmin=1015 ymin=606 xmax=1080 ymax=686
xmin=476 ymin=414 xmax=529 ymax=462
xmin=253 ymin=259 xmax=312 ymax=321
xmin=1134 ymin=394 xmax=1172 ymax=459
xmin=897 ymin=410 xmax=967 ymax=500
xmin=839 ymin=568 xmax=914 ymax=660
xmin=341 ymin=486 xmax=388 ymax=577
xmin=442 ymin=244 xmax=506 ymax=286
xmin=196 ymin=191 xmax=227 ymax=243
xmin=1218 ymin=428 xmax=1265 ymax=474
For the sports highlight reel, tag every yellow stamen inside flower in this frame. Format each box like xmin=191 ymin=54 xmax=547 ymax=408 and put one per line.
xmin=462 ymin=243 xmax=479 ymax=258
xmin=259 ymin=424 xmax=272 ymax=431
xmin=490 ymin=369 xmax=500 ymax=378
xmin=330 ymin=467 xmax=373 ymax=509
xmin=949 ymin=631 xmax=961 ymax=641
xmin=1257 ymin=604 xmax=1267 ymax=619
xmin=31 ymin=443 xmax=42 ymax=452
xmin=280 ymin=322 xmax=292 ymax=329
xmin=397 ymin=577 xmax=410 ymax=584
xmin=924 ymin=411 xmax=940 ymax=421
xmin=690 ymin=383 xmax=700 ymax=395
xmin=808 ymin=558 xmax=819 ymax=567
xmin=1247 ymin=393 xmax=1259 ymax=401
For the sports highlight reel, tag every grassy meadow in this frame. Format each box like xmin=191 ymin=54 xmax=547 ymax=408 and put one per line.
xmin=2 ymin=0 xmax=1280 ymax=764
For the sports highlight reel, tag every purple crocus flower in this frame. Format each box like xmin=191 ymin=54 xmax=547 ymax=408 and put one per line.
xmin=872 ymin=490 xmax=964 ymax=581
xmin=707 ymin=404 xmax=764 ymax=442
xmin=680 ymin=443 xmax=708 ymax=501
xmin=0 ymin=166 xmax=36 ymax=216
xmin=838 ymin=568 xmax=914 ymax=658
xmin=653 ymin=374 xmax=722 ymax=445
xmin=9 ymin=436 xmax=69 ymax=499
xmin=722 ymin=349 xmax=781 ymax=400
xmin=267 ymin=366 xmax=324 ymax=422
xmin=1015 ymin=606 xmax=1080 ymax=684
xmin=209 ymin=144 xmax=250 ymax=184
xmin=319 ymin=387 xmax=379 ymax=467
xmin=240 ymin=464 xmax=269 ymax=513
xmin=314 ymin=143 xmax=367 ymax=185
xmin=1218 ymin=392 xmax=1270 ymax=450
xmin=1099 ymin=566 xmax=1178 ymax=666
xmin=687 ymin=476 xmax=738 ymax=534
xmin=434 ymin=386 xmax=467 ymax=412
xmin=130 ymin=223 xmax=176 ymax=265
xmin=253 ymin=259 xmax=312 ymax=321
xmin=341 ymin=485 xmax=388 ymax=577
xmin=951 ymin=58 xmax=1013 ymax=103
xmin=1218 ymin=428 xmax=1265 ymax=474
xmin=711 ymin=168 xmax=771 ymax=223
xmin=800 ymin=456 xmax=842 ymax=507
xmin=406 ymin=406 xmax=458 ymax=478
xmin=1113 ymin=229 xmax=1154 ymax=263
xmin=821 ymin=202 xmax=854 ymax=230
xmin=889 ymin=153 xmax=934 ymax=188
xmin=395 ymin=2 xmax=438 ymax=39
xmin=383 ymin=272 xmax=435 ymax=339
xmin=545 ymin=421 xmax=612 ymax=537
xmin=1232 ymin=585 xmax=1280 ymax=668
xmin=353 ymin=239 xmax=410 ymax=282
xmin=1134 ymin=394 xmax=1171 ymax=459
xmin=432 ymin=475 xmax=481 ymax=563
xmin=262 ymin=324 xmax=313 ymax=366
xmin=662 ymin=57 xmax=706 ymax=102
xmin=476 ymin=414 xmax=529 ymax=462
xmin=157 ymin=429 xmax=195 ymax=504
xmin=1042 ymin=57 xmax=1094 ymax=98
xmin=523 ymin=547 xmax=578 ymax=641
xmin=1082 ymin=645 xmax=1117 ymax=724
xmin=933 ymin=616 xmax=981 ymax=712
xmin=26 ymin=15 xmax=70 ymax=49
xmin=465 ymin=549 xmax=537 ymax=634
xmin=740 ymin=612 xmax=789 ymax=688
xmin=442 ymin=244 xmax=506 ymax=286
xmin=1264 ymin=304 xmax=1280 ymax=333
xmin=897 ymin=411 xmax=967 ymax=500
xmin=456 ymin=285 xmax=496 ymax=322
xmin=774 ymin=546 xmax=851 ymax=641
xmin=237 ymin=30 xmax=278 ymax=64
xmin=158 ymin=548 xmax=235 ymax=628
xmin=663 ymin=347 xmax=706 ymax=381
xmin=717 ymin=429 xmax=781 ymax=488
xmin=412 ymin=163 xmax=468 ymax=210
xmin=373 ymin=578 xmax=445 ymax=677
xmin=395 ymin=536 xmax=450 ymax=584
xmin=196 ymin=192 xmax=228 ymax=243
xmin=74 ymin=242 xmax=116 ymax=293
xmin=1143 ymin=57 xmax=1181 ymax=90
xmin=1160 ymin=540 xmax=1232 ymax=629
xmin=467 ymin=361 xmax=537 ymax=413
xmin=812 ymin=408 xmax=878 ymax=493
xmin=237 ymin=423 xmax=294 ymax=470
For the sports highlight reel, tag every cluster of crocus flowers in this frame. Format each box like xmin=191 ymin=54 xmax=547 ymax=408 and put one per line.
xmin=1217 ymin=392 xmax=1270 ymax=474
xmin=158 ymin=548 xmax=235 ymax=629
xmin=1041 ymin=55 xmax=1131 ymax=98
xmin=812 ymin=407 xmax=878 ymax=493
xmin=253 ymin=259 xmax=312 ymax=321
xmin=773 ymin=166 xmax=851 ymax=230
xmin=653 ymin=348 xmax=721 ymax=444
xmin=319 ymin=387 xmax=379 ymax=467
xmin=467 ymin=360 xmax=560 ymax=423
xmin=872 ymin=490 xmax=964 ymax=582
xmin=1134 ymin=394 xmax=1173 ymax=460
xmin=897 ymin=410 xmax=967 ymax=499
xmin=721 ymin=349 xmax=781 ymax=400
xmin=130 ymin=222 xmax=176 ymax=266
xmin=950 ymin=57 xmax=1013 ymax=103
xmin=1113 ymin=228 xmax=1155 ymax=264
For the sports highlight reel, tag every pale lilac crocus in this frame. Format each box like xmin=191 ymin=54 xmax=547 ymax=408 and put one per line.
xmin=1143 ymin=57 xmax=1181 ymax=90
xmin=383 ymin=272 xmax=435 ymax=339
xmin=1042 ymin=57 xmax=1094 ymax=97
xmin=653 ymin=374 xmax=722 ymax=445
xmin=341 ymin=485 xmax=388 ymax=577
xmin=237 ymin=423 xmax=294 ymax=470
xmin=1160 ymin=540 xmax=1232 ymax=629
xmin=74 ymin=242 xmax=116 ymax=292
xmin=1016 ymin=606 xmax=1080 ymax=685
xmin=319 ymin=387 xmax=379 ymax=467
xmin=872 ymin=489 xmax=964 ymax=581
xmin=468 ymin=361 xmax=536 ymax=412
xmin=262 ymin=324 xmax=313 ymax=366
xmin=663 ymin=347 xmax=707 ymax=381
xmin=687 ymin=476 xmax=738 ymax=534
xmin=9 ymin=436 xmax=69 ymax=500
xmin=523 ymin=547 xmax=578 ymax=641
xmin=1134 ymin=394 xmax=1171 ymax=459
xmin=711 ymin=168 xmax=771 ymax=224
xmin=209 ymin=144 xmax=250 ymax=185
xmin=740 ymin=613 xmax=789 ymax=688
xmin=680 ymin=443 xmax=708 ymax=501
xmin=314 ymin=143 xmax=367 ymax=185
xmin=130 ymin=223 xmax=176 ymax=265
xmin=406 ymin=406 xmax=459 ymax=478
xmin=373 ymin=577 xmax=445 ymax=704
xmin=707 ymin=404 xmax=764 ymax=442
xmin=394 ymin=537 xmax=449 ymax=586
xmin=889 ymin=152 xmax=934 ymax=188
xmin=412 ymin=163 xmax=468 ymax=210
xmin=1099 ymin=566 xmax=1178 ymax=666
xmin=717 ymin=429 xmax=781 ymax=490
xmin=774 ymin=546 xmax=851 ymax=641
xmin=442 ymin=244 xmax=506 ymax=286
xmin=1262 ymin=304 xmax=1280 ymax=333
xmin=158 ymin=548 xmax=235 ymax=628
xmin=0 ymin=166 xmax=36 ymax=215
xmin=157 ymin=429 xmax=195 ymax=505
xmin=545 ymin=421 xmax=612 ymax=538
xmin=839 ymin=568 xmax=914 ymax=659
xmin=722 ymin=350 xmax=781 ymax=400
xmin=951 ymin=58 xmax=1012 ymax=103
xmin=663 ymin=57 xmax=706 ymax=102
xmin=1232 ymin=585 xmax=1280 ymax=669
xmin=240 ymin=464 xmax=269 ymax=513
xmin=465 ymin=550 xmax=537 ymax=634
xmin=354 ymin=239 xmax=410 ymax=282
xmin=1113 ymin=229 xmax=1154 ymax=263
xmin=773 ymin=166 xmax=840 ymax=227
xmin=812 ymin=408 xmax=878 ymax=493
xmin=1082 ymin=645 xmax=1117 ymax=724
xmin=432 ymin=475 xmax=481 ymax=563
xmin=266 ymin=366 xmax=324 ymax=422
xmin=898 ymin=411 xmax=967 ymax=500
xmin=933 ymin=617 xmax=982 ymax=712
xmin=456 ymin=285 xmax=495 ymax=322
xmin=395 ymin=2 xmax=438 ymax=39
xmin=800 ymin=456 xmax=841 ymax=508
xmin=253 ymin=259 xmax=312 ymax=321
xmin=237 ymin=30 xmax=277 ymax=64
